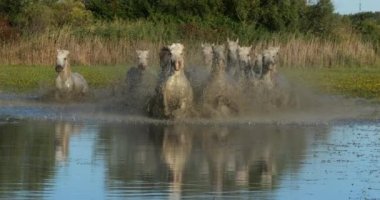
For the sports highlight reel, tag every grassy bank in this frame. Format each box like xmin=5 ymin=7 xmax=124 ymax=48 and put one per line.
xmin=0 ymin=65 xmax=127 ymax=92
xmin=1 ymin=65 xmax=380 ymax=101
xmin=283 ymin=67 xmax=380 ymax=100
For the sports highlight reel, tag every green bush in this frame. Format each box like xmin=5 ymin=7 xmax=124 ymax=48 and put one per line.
xmin=14 ymin=3 xmax=55 ymax=33
xmin=52 ymin=0 xmax=93 ymax=26
xmin=13 ymin=0 xmax=93 ymax=34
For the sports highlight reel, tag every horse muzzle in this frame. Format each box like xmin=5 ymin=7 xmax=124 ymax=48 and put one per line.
xmin=171 ymin=61 xmax=181 ymax=71
xmin=138 ymin=64 xmax=147 ymax=70
xmin=55 ymin=65 xmax=63 ymax=73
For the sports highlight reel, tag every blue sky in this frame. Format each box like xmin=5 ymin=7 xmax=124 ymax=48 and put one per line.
xmin=333 ymin=0 xmax=380 ymax=14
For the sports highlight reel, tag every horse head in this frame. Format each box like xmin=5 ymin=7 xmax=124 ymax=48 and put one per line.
xmin=136 ymin=50 xmax=149 ymax=70
xmin=55 ymin=49 xmax=70 ymax=73
xmin=212 ymin=44 xmax=226 ymax=72
xmin=169 ymin=43 xmax=185 ymax=72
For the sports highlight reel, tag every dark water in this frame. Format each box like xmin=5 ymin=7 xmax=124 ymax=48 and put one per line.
xmin=1 ymin=119 xmax=380 ymax=199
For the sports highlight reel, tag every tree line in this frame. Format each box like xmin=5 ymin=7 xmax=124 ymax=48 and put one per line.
xmin=0 ymin=0 xmax=379 ymax=45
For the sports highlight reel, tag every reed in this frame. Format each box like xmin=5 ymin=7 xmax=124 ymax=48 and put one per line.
xmin=0 ymin=21 xmax=378 ymax=67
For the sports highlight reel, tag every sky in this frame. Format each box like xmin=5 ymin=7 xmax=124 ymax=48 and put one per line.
xmin=333 ymin=0 xmax=380 ymax=14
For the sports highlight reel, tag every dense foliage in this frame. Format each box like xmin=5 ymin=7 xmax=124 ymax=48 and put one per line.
xmin=349 ymin=12 xmax=380 ymax=47
xmin=0 ymin=0 xmax=337 ymax=37
xmin=0 ymin=0 xmax=379 ymax=53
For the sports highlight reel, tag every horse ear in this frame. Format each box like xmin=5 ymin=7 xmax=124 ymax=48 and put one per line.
xmin=236 ymin=38 xmax=239 ymax=43
xmin=227 ymin=38 xmax=230 ymax=42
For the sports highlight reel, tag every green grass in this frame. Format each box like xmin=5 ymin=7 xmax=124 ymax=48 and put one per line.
xmin=2 ymin=65 xmax=380 ymax=101
xmin=0 ymin=65 xmax=128 ymax=92
xmin=283 ymin=67 xmax=380 ymax=100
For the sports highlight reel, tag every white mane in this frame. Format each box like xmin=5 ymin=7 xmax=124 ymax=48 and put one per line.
xmin=169 ymin=43 xmax=184 ymax=60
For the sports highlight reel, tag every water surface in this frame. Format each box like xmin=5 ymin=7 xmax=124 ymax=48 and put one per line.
xmin=1 ymin=120 xmax=379 ymax=199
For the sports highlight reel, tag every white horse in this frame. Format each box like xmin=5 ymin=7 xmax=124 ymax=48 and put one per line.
xmin=125 ymin=50 xmax=156 ymax=112
xmin=148 ymin=43 xmax=194 ymax=119
xmin=125 ymin=50 xmax=150 ymax=93
xmin=55 ymin=49 xmax=88 ymax=100
xmin=261 ymin=47 xmax=280 ymax=90
xmin=237 ymin=45 xmax=253 ymax=81
xmin=202 ymin=44 xmax=240 ymax=117
xmin=201 ymin=43 xmax=213 ymax=71
xmin=226 ymin=38 xmax=239 ymax=79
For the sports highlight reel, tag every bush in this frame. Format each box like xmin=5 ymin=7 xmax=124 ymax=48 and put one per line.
xmin=14 ymin=0 xmax=93 ymax=34
xmin=0 ymin=16 xmax=20 ymax=40
xmin=15 ymin=3 xmax=55 ymax=33
xmin=52 ymin=0 xmax=93 ymax=27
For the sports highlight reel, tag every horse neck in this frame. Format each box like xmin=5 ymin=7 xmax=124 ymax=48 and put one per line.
xmin=228 ymin=50 xmax=237 ymax=62
xmin=60 ymin=62 xmax=72 ymax=80
xmin=170 ymin=69 xmax=185 ymax=77
xmin=262 ymin=71 xmax=272 ymax=82
xmin=211 ymin=59 xmax=226 ymax=75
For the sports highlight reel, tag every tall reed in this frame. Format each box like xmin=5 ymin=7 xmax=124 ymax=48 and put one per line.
xmin=0 ymin=23 xmax=378 ymax=67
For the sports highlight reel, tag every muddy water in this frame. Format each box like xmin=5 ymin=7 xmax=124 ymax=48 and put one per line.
xmin=0 ymin=119 xmax=379 ymax=199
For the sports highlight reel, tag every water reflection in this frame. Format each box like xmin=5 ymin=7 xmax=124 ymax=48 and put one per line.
xmin=0 ymin=121 xmax=56 ymax=199
xmin=97 ymin=123 xmax=325 ymax=198
xmin=201 ymin=127 xmax=231 ymax=195
xmin=197 ymin=125 xmax=315 ymax=196
xmin=12 ymin=120 xmax=380 ymax=199
xmin=97 ymin=123 xmax=165 ymax=192
xmin=162 ymin=125 xmax=193 ymax=199
xmin=54 ymin=122 xmax=82 ymax=163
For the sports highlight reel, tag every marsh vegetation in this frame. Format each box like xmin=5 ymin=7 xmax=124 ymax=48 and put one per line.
xmin=0 ymin=0 xmax=379 ymax=67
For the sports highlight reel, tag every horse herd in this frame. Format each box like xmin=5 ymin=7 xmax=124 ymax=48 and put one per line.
xmin=54 ymin=38 xmax=292 ymax=120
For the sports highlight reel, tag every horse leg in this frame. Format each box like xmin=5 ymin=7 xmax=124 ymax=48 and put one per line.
xmin=55 ymin=90 xmax=61 ymax=101
xmin=163 ymin=90 xmax=171 ymax=118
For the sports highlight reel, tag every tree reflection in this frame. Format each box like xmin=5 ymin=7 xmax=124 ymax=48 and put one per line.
xmin=0 ymin=120 xmax=86 ymax=199
xmin=0 ymin=121 xmax=56 ymax=199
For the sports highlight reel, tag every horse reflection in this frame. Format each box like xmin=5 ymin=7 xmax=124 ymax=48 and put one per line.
xmin=96 ymin=124 xmax=325 ymax=197
xmin=54 ymin=122 xmax=82 ymax=163
xmin=200 ymin=125 xmax=311 ymax=192
xmin=161 ymin=125 xmax=193 ymax=200
xmin=96 ymin=124 xmax=163 ymax=186
xmin=201 ymin=127 xmax=231 ymax=194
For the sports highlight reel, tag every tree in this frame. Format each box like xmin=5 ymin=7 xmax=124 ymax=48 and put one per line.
xmin=306 ymin=0 xmax=335 ymax=35
xmin=0 ymin=0 xmax=28 ymax=23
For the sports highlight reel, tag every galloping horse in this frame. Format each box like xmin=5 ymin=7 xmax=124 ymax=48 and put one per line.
xmin=55 ymin=49 xmax=88 ymax=100
xmin=147 ymin=43 xmax=194 ymax=119
xmin=201 ymin=44 xmax=240 ymax=118
xmin=226 ymin=38 xmax=239 ymax=79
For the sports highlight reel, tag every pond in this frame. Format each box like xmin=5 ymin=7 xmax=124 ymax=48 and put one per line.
xmin=0 ymin=93 xmax=380 ymax=199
